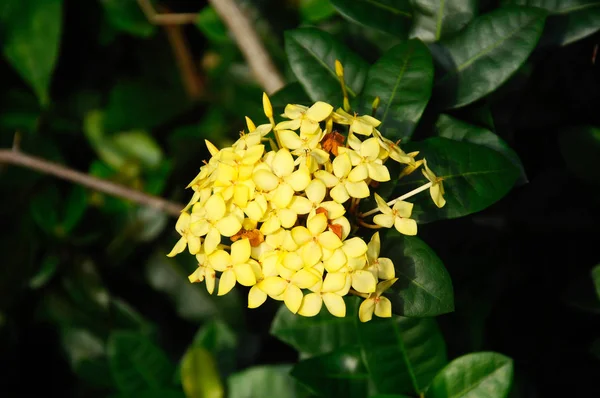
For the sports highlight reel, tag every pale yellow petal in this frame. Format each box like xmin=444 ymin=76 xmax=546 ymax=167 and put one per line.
xmin=323 ymin=249 xmax=347 ymax=273
xmin=332 ymin=153 xmax=352 ymax=178
xmin=187 ymin=235 xmax=201 ymax=255
xmin=359 ymin=298 xmax=375 ymax=322
xmin=373 ymin=214 xmax=394 ymax=228
xmin=234 ymin=263 xmax=257 ymax=286
xmin=248 ymin=285 xmax=267 ymax=308
xmin=367 ymin=232 xmax=380 ymax=263
xmin=175 ymin=212 xmax=191 ymax=233
xmin=392 ymin=200 xmax=413 ymax=218
xmin=367 ymin=162 xmax=391 ymax=182
xmin=272 ymin=183 xmax=294 ymax=208
xmin=395 ymin=218 xmax=418 ymax=236
xmin=378 ymin=258 xmax=395 ymax=280
xmin=305 ymin=179 xmax=326 ymax=204
xmin=289 ymin=196 xmax=313 ymax=215
xmin=318 ymin=231 xmax=343 ymax=250
xmin=307 ymin=213 xmax=328 ymax=235
xmin=278 ymin=208 xmax=298 ymax=229
xmin=218 ymin=269 xmax=236 ymax=296
xmin=322 ymin=272 xmax=347 ymax=292
xmin=272 ymin=149 xmax=295 ymax=177
xmin=286 ymin=168 xmax=311 ymax=192
xmin=291 ymin=226 xmax=312 ymax=246
xmin=284 ymin=284 xmax=303 ymax=314
xmin=260 ymin=214 xmax=281 ymax=235
xmin=376 ymin=278 xmax=398 ymax=295
xmin=208 ymin=249 xmax=230 ymax=272
xmin=430 ymin=183 xmax=446 ymax=208
xmin=374 ymin=193 xmax=391 ymax=214
xmin=348 ymin=164 xmax=369 ymax=183
xmin=330 ymin=184 xmax=350 ymax=203
xmin=166 ymin=237 xmax=187 ymax=257
xmin=322 ymin=293 xmax=346 ymax=317
xmin=205 ymin=270 xmax=216 ymax=294
xmin=302 ymin=241 xmax=322 ymax=267
xmin=242 ymin=145 xmax=265 ymax=164
xmin=300 ymin=119 xmax=319 ymax=136
xmin=360 ymin=137 xmax=381 ymax=159
xmin=374 ymin=296 xmax=392 ymax=318
xmin=342 ymin=237 xmax=368 ymax=258
xmin=319 ymin=201 xmax=345 ymax=219
xmin=231 ymin=238 xmax=251 ymax=264
xmin=205 ymin=194 xmax=226 ymax=221
xmin=306 ymin=101 xmax=333 ymax=122
xmin=314 ymin=170 xmax=339 ymax=188
xmin=283 ymin=251 xmax=304 ymax=271
xmin=291 ymin=269 xmax=320 ymax=289
xmin=259 ymin=276 xmax=288 ymax=297
xmin=216 ymin=215 xmax=242 ymax=237
xmin=278 ymin=130 xmax=303 ymax=150
xmin=297 ymin=293 xmax=323 ymax=317
xmin=345 ymin=181 xmax=370 ymax=199
xmin=276 ymin=119 xmax=301 ymax=131
xmin=253 ymin=169 xmax=279 ymax=191
xmin=352 ymin=270 xmax=377 ymax=294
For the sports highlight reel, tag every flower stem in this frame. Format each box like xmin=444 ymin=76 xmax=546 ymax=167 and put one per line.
xmin=361 ymin=182 xmax=432 ymax=218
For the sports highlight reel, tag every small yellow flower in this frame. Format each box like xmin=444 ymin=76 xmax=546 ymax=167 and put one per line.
xmin=358 ymin=278 xmax=398 ymax=322
xmin=341 ymin=134 xmax=391 ymax=182
xmin=314 ymin=153 xmax=370 ymax=203
xmin=422 ymin=159 xmax=446 ymax=208
xmin=276 ymin=102 xmax=334 ymax=136
xmin=188 ymin=250 xmax=218 ymax=294
xmin=167 ymin=212 xmax=201 ymax=256
xmin=291 ymin=213 xmax=343 ymax=267
xmin=189 ymin=193 xmax=243 ymax=254
xmin=278 ymin=129 xmax=329 ymax=173
xmin=333 ymin=108 xmax=381 ymax=136
xmin=297 ymin=282 xmax=347 ymax=318
xmin=365 ymin=232 xmax=395 ymax=281
xmin=372 ymin=193 xmax=417 ymax=236
xmin=209 ymin=238 xmax=258 ymax=296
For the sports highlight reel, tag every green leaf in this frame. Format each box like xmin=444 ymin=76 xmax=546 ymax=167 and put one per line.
xmin=181 ymin=346 xmax=224 ymax=398
xmin=196 ymin=6 xmax=229 ymax=43
xmin=109 ymin=390 xmax=185 ymax=398
xmin=435 ymin=114 xmax=527 ymax=184
xmin=29 ymin=254 xmax=59 ymax=289
xmin=189 ymin=319 xmax=238 ymax=379
xmin=359 ymin=39 xmax=434 ymax=141
xmin=1 ymin=0 xmax=62 ymax=106
xmin=30 ymin=183 xmax=60 ymax=235
xmin=228 ymin=365 xmax=309 ymax=398
xmin=270 ymin=82 xmax=312 ymax=109
xmin=270 ymin=297 xmax=360 ymax=356
xmin=330 ymin=0 xmax=413 ymax=37
xmin=100 ymin=0 xmax=155 ymax=38
xmin=382 ymin=231 xmax=454 ymax=317
xmin=558 ymin=126 xmax=600 ymax=185
xmin=300 ymin=0 xmax=336 ymax=22
xmin=60 ymin=328 xmax=113 ymax=389
xmin=425 ymin=352 xmax=514 ymax=398
xmin=593 ymin=265 xmax=600 ymax=301
xmin=431 ymin=6 xmax=547 ymax=109
xmin=285 ymin=28 xmax=369 ymax=106
xmin=358 ymin=316 xmax=447 ymax=395
xmin=291 ymin=347 xmax=369 ymax=398
xmin=111 ymin=130 xmax=164 ymax=170
xmin=107 ymin=331 xmax=174 ymax=393
xmin=62 ymin=186 xmax=88 ymax=234
xmin=410 ymin=0 xmax=478 ymax=42
xmin=400 ymin=137 xmax=520 ymax=223
xmin=502 ymin=0 xmax=600 ymax=46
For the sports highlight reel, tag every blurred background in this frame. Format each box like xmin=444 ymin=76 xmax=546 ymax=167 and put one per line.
xmin=1 ymin=0 xmax=600 ymax=397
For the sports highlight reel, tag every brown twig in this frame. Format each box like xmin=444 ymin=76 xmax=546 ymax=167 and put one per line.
xmin=137 ymin=0 xmax=198 ymax=25
xmin=207 ymin=0 xmax=285 ymax=94
xmin=0 ymin=149 xmax=184 ymax=217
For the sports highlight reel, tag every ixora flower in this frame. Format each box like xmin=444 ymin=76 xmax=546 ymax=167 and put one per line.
xmin=169 ymin=61 xmax=447 ymax=322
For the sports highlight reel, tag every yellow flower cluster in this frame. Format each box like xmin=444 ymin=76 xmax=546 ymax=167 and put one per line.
xmin=168 ymin=88 xmax=445 ymax=322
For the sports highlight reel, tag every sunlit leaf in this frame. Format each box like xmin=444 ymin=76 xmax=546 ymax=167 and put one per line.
xmin=181 ymin=346 xmax=224 ymax=398
xmin=410 ymin=0 xmax=478 ymax=42
xmin=229 ymin=365 xmax=309 ymax=398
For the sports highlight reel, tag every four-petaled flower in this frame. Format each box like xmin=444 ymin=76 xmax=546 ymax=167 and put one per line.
xmin=358 ymin=278 xmax=398 ymax=322
xmin=372 ymin=193 xmax=417 ymax=236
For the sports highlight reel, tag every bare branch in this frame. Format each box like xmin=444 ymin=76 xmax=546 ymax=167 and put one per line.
xmin=208 ymin=0 xmax=285 ymax=94
xmin=0 ymin=149 xmax=184 ymax=217
xmin=137 ymin=0 xmax=198 ymax=25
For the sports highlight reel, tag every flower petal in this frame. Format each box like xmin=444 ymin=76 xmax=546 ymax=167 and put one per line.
xmin=332 ymin=153 xmax=352 ymax=178
xmin=216 ymin=215 xmax=242 ymax=237
xmin=373 ymin=214 xmax=394 ymax=228
xmin=367 ymin=162 xmax=391 ymax=182
xmin=253 ymin=169 xmax=279 ymax=191
xmin=359 ymin=298 xmax=376 ymax=322
xmin=322 ymin=272 xmax=347 ymax=292
xmin=272 ymin=183 xmax=294 ymax=208
xmin=286 ymin=168 xmax=311 ymax=192
xmin=307 ymin=213 xmax=328 ymax=235
xmin=352 ymin=270 xmax=377 ymax=294
xmin=306 ymin=101 xmax=333 ymax=122
xmin=291 ymin=269 xmax=320 ymax=289
xmin=205 ymin=194 xmax=226 ymax=221
xmin=394 ymin=217 xmax=418 ymax=236
xmin=342 ymin=237 xmax=368 ymax=258
xmin=345 ymin=181 xmax=370 ymax=198
xmin=234 ymin=263 xmax=257 ymax=286
xmin=322 ymin=293 xmax=346 ymax=317
xmin=167 ymin=237 xmax=187 ymax=257
xmin=330 ymin=184 xmax=350 ymax=203
xmin=231 ymin=238 xmax=251 ymax=264
xmin=218 ymin=269 xmax=236 ymax=296
xmin=284 ymin=284 xmax=303 ymax=314
xmin=248 ymin=285 xmax=267 ymax=308
xmin=374 ymin=296 xmax=392 ymax=318
xmin=289 ymin=196 xmax=313 ymax=215
xmin=272 ymin=149 xmax=295 ymax=177
xmin=318 ymin=231 xmax=343 ymax=250
xmin=348 ymin=164 xmax=369 ymax=183
xmin=278 ymin=130 xmax=303 ymax=150
xmin=305 ymin=179 xmax=327 ymax=204
xmin=378 ymin=258 xmax=396 ymax=280
xmin=297 ymin=293 xmax=323 ymax=317
xmin=259 ymin=276 xmax=288 ymax=297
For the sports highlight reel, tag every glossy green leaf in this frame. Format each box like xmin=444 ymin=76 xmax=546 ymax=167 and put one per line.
xmin=400 ymin=138 xmax=520 ymax=223
xmin=593 ymin=265 xmax=600 ymax=300
xmin=107 ymin=331 xmax=174 ymax=393
xmin=2 ymin=0 xmax=62 ymax=106
xmin=360 ymin=39 xmax=434 ymax=141
xmin=425 ymin=352 xmax=514 ymax=398
xmin=270 ymin=82 xmax=311 ymax=109
xmin=358 ymin=315 xmax=447 ymax=395
xmin=330 ymin=0 xmax=413 ymax=37
xmin=291 ymin=346 xmax=369 ymax=398
xmin=410 ymin=0 xmax=478 ymax=42
xmin=300 ymin=0 xmax=336 ymax=22
xmin=502 ymin=0 xmax=600 ymax=46
xmin=270 ymin=297 xmax=360 ymax=356
xmin=192 ymin=319 xmax=238 ymax=378
xmin=181 ymin=346 xmax=224 ymax=398
xmin=431 ymin=6 xmax=547 ymax=109
xmin=381 ymin=231 xmax=454 ymax=317
xmin=196 ymin=6 xmax=229 ymax=43
xmin=435 ymin=114 xmax=527 ymax=184
xmin=285 ymin=28 xmax=369 ymax=106
xmin=228 ymin=365 xmax=308 ymax=398
xmin=100 ymin=0 xmax=155 ymax=38
xmin=558 ymin=126 xmax=600 ymax=185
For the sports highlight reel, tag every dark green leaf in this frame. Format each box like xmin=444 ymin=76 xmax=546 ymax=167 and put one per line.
xmin=107 ymin=331 xmax=174 ymax=393
xmin=229 ymin=365 xmax=309 ymax=398
xmin=400 ymin=138 xmax=520 ymax=223
xmin=435 ymin=114 xmax=527 ymax=184
xmin=270 ymin=297 xmax=360 ymax=356
xmin=2 ymin=0 xmax=62 ymax=106
xmin=62 ymin=186 xmax=88 ymax=234
xmin=410 ymin=0 xmax=478 ymax=42
xmin=330 ymin=0 xmax=413 ymax=37
xmin=192 ymin=319 xmax=238 ymax=378
xmin=425 ymin=352 xmax=514 ymax=398
xmin=60 ymin=328 xmax=113 ymax=388
xmin=359 ymin=39 xmax=434 ymax=141
xmin=285 ymin=28 xmax=369 ymax=106
xmin=100 ymin=0 xmax=155 ymax=38
xmin=29 ymin=254 xmax=59 ymax=289
xmin=558 ymin=126 xmax=600 ymax=185
xmin=300 ymin=0 xmax=336 ymax=22
xmin=180 ymin=346 xmax=224 ymax=398
xmin=431 ymin=6 xmax=546 ymax=109
xmin=291 ymin=346 xmax=369 ymax=398
xmin=196 ymin=6 xmax=229 ymax=43
xmin=592 ymin=265 xmax=600 ymax=301
xmin=270 ymin=82 xmax=312 ymax=109
xmin=382 ymin=231 xmax=454 ymax=317
xmin=30 ymin=183 xmax=60 ymax=235
xmin=502 ymin=0 xmax=600 ymax=46
xmin=109 ymin=390 xmax=185 ymax=398
xmin=358 ymin=315 xmax=447 ymax=395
